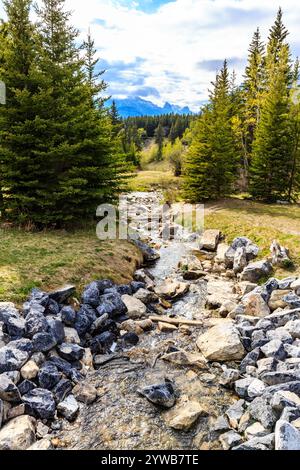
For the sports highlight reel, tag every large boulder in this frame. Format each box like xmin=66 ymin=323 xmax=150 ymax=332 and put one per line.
xmin=121 ymin=295 xmax=146 ymax=319
xmin=199 ymin=229 xmax=220 ymax=251
xmin=196 ymin=323 xmax=245 ymax=361
xmin=240 ymin=260 xmax=273 ymax=283
xmin=0 ymin=415 xmax=36 ymax=450
xmin=225 ymin=237 xmax=259 ymax=268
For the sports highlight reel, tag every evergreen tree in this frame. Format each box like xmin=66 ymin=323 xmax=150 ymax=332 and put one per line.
xmin=250 ymin=10 xmax=294 ymax=201
xmin=83 ymin=28 xmax=106 ymax=106
xmin=184 ymin=61 xmax=238 ymax=200
xmin=154 ymin=122 xmax=164 ymax=161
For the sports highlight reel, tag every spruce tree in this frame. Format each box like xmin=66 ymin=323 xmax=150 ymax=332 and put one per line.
xmin=250 ymin=9 xmax=294 ymax=201
xmin=184 ymin=61 xmax=238 ymax=200
xmin=154 ymin=122 xmax=164 ymax=161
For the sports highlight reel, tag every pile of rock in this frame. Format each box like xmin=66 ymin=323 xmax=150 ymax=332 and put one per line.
xmin=0 ymin=275 xmax=159 ymax=449
xmin=197 ymin=280 xmax=300 ymax=449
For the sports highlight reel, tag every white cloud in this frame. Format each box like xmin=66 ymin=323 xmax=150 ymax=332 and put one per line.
xmin=2 ymin=0 xmax=300 ymax=110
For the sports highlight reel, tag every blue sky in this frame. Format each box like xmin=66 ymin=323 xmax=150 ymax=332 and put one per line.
xmin=1 ymin=0 xmax=300 ymax=110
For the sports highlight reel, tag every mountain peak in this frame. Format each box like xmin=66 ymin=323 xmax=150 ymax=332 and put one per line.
xmin=107 ymin=96 xmax=192 ymax=118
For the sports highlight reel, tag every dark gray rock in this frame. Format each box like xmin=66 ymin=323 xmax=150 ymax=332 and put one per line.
xmin=18 ymin=380 xmax=36 ymax=396
xmin=57 ymin=343 xmax=84 ymax=362
xmin=32 ymin=332 xmax=57 ymax=352
xmin=0 ymin=346 xmax=28 ymax=373
xmin=38 ymin=363 xmax=61 ymax=390
xmin=46 ymin=317 xmax=65 ymax=344
xmin=263 ymin=381 xmax=300 ymax=399
xmin=132 ymin=239 xmax=160 ymax=262
xmin=90 ymin=331 xmax=116 ymax=354
xmin=25 ymin=310 xmax=48 ymax=338
xmin=219 ymin=430 xmax=243 ymax=450
xmin=234 ymin=377 xmax=254 ymax=398
xmin=22 ymin=388 xmax=56 ymax=420
xmin=49 ymin=357 xmax=83 ymax=383
xmin=225 ymin=400 xmax=245 ymax=428
xmin=6 ymin=316 xmax=26 ymax=338
xmin=90 ymin=317 xmax=117 ymax=337
xmin=74 ymin=305 xmax=97 ymax=337
xmin=282 ymin=293 xmax=300 ymax=309
xmin=240 ymin=260 xmax=272 ymax=283
xmin=82 ymin=281 xmax=101 ymax=307
xmin=139 ymin=379 xmax=176 ymax=408
xmin=60 ymin=306 xmax=76 ymax=326
xmin=240 ymin=348 xmax=261 ymax=373
xmin=96 ymin=293 xmax=127 ymax=318
xmin=28 ymin=288 xmax=49 ymax=307
xmin=49 ymin=285 xmax=76 ymax=304
xmin=0 ymin=374 xmax=21 ymax=402
xmin=130 ymin=281 xmax=146 ymax=293
xmin=122 ymin=332 xmax=139 ymax=346
xmin=8 ymin=339 xmax=33 ymax=354
xmin=52 ymin=379 xmax=73 ymax=403
xmin=45 ymin=299 xmax=60 ymax=316
xmin=248 ymin=397 xmax=277 ymax=429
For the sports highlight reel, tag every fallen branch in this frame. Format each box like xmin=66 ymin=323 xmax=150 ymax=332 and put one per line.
xmin=149 ymin=315 xmax=204 ymax=327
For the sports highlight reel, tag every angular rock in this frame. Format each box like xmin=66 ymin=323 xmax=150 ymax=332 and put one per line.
xmin=0 ymin=345 xmax=28 ymax=373
xmin=139 ymin=379 xmax=176 ymax=408
xmin=261 ymin=371 xmax=300 ymax=386
xmin=245 ymin=422 xmax=268 ymax=440
xmin=164 ymin=400 xmax=206 ymax=431
xmin=199 ymin=229 xmax=220 ymax=251
xmin=266 ymin=327 xmax=293 ymax=344
xmin=73 ymin=382 xmax=97 ymax=405
xmin=32 ymin=332 xmax=57 ymax=352
xmin=235 ymin=377 xmax=254 ymax=398
xmin=282 ymin=293 xmax=300 ymax=309
xmin=133 ymin=288 xmax=156 ymax=304
xmin=121 ymin=295 xmax=146 ymax=319
xmin=232 ymin=433 xmax=275 ymax=451
xmin=27 ymin=438 xmax=52 ymax=450
xmin=0 ymin=415 xmax=36 ymax=450
xmin=18 ymin=379 xmax=36 ymax=396
xmin=6 ymin=316 xmax=26 ymax=338
xmin=247 ymin=379 xmax=266 ymax=398
xmin=49 ymin=285 xmax=75 ymax=304
xmin=220 ymin=368 xmax=240 ymax=387
xmin=64 ymin=327 xmax=81 ymax=345
xmin=89 ymin=331 xmax=116 ymax=354
xmin=271 ymin=390 xmax=300 ymax=411
xmin=240 ymin=260 xmax=272 ymax=283
xmin=25 ymin=310 xmax=48 ymax=338
xmin=60 ymin=306 xmax=76 ymax=326
xmin=268 ymin=290 xmax=289 ymax=311
xmin=248 ymin=397 xmax=277 ymax=430
xmin=233 ymin=246 xmax=247 ymax=274
xmin=132 ymin=239 xmax=160 ymax=262
xmin=260 ymin=339 xmax=287 ymax=361
xmin=211 ymin=415 xmax=231 ymax=433
xmin=46 ymin=317 xmax=65 ymax=344
xmin=49 ymin=356 xmax=83 ymax=383
xmin=57 ymin=395 xmax=79 ymax=421
xmin=162 ymin=350 xmax=208 ymax=369
xmin=57 ymin=343 xmax=84 ymax=362
xmin=284 ymin=319 xmax=300 ymax=339
xmin=154 ymin=279 xmax=189 ymax=300
xmin=22 ymin=388 xmax=56 ymax=420
xmin=225 ymin=400 xmax=245 ymax=429
xmin=20 ymin=360 xmax=39 ymax=380
xmin=0 ymin=374 xmax=21 ymax=402
xmin=242 ymin=292 xmax=270 ymax=317
xmin=196 ymin=323 xmax=245 ymax=361
xmin=52 ymin=379 xmax=73 ymax=403
xmin=219 ymin=430 xmax=243 ymax=450
xmin=275 ymin=420 xmax=300 ymax=450
xmin=97 ymin=292 xmax=127 ymax=318
xmin=38 ymin=362 xmax=61 ymax=390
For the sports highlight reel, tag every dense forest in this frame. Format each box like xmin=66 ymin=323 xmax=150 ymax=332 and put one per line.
xmin=184 ymin=8 xmax=300 ymax=203
xmin=0 ymin=2 xmax=299 ymax=231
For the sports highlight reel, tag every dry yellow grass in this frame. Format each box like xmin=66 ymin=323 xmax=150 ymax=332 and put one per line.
xmin=0 ymin=227 xmax=143 ymax=304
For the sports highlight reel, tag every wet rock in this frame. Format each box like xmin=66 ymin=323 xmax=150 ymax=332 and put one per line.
xmin=57 ymin=395 xmax=79 ymax=421
xmin=32 ymin=332 xmax=57 ymax=352
xmin=164 ymin=400 xmax=206 ymax=431
xmin=162 ymin=349 xmax=208 ymax=369
xmin=52 ymin=379 xmax=73 ymax=403
xmin=49 ymin=285 xmax=75 ymax=304
xmin=225 ymin=400 xmax=245 ymax=429
xmin=132 ymin=239 xmax=160 ymax=262
xmin=121 ymin=295 xmax=146 ymax=319
xmin=248 ymin=397 xmax=277 ymax=429
xmin=219 ymin=430 xmax=243 ymax=450
xmin=199 ymin=229 xmax=220 ymax=251
xmin=196 ymin=323 xmax=245 ymax=361
xmin=240 ymin=260 xmax=272 ymax=283
xmin=121 ymin=332 xmax=139 ymax=346
xmin=261 ymin=339 xmax=287 ymax=360
xmin=275 ymin=420 xmax=300 ymax=450
xmin=20 ymin=360 xmax=39 ymax=380
xmin=154 ymin=279 xmax=189 ymax=300
xmin=271 ymin=390 xmax=300 ymax=411
xmin=0 ymin=374 xmax=21 ymax=402
xmin=60 ymin=306 xmax=76 ymax=326
xmin=0 ymin=345 xmax=29 ymax=373
xmin=22 ymin=388 xmax=56 ymax=420
xmin=139 ymin=379 xmax=176 ymax=408
xmin=241 ymin=292 xmax=270 ymax=317
xmin=89 ymin=331 xmax=116 ymax=354
xmin=57 ymin=343 xmax=84 ymax=362
xmin=73 ymin=382 xmax=97 ymax=405
xmin=18 ymin=380 xmax=36 ymax=396
xmin=38 ymin=362 xmax=61 ymax=390
xmin=0 ymin=415 xmax=36 ymax=450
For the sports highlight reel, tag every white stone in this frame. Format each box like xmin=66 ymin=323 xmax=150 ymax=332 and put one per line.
xmin=64 ymin=327 xmax=81 ymax=344
xmin=121 ymin=295 xmax=147 ymax=319
xmin=199 ymin=229 xmax=220 ymax=251
xmin=275 ymin=420 xmax=300 ymax=450
xmin=0 ymin=415 xmax=36 ymax=450
xmin=20 ymin=360 xmax=39 ymax=380
xmin=196 ymin=323 xmax=245 ymax=361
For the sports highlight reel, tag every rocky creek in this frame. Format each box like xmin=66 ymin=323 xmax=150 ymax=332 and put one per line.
xmin=1 ymin=191 xmax=300 ymax=450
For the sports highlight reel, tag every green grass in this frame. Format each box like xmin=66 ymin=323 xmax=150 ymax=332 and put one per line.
xmin=128 ymin=170 xmax=183 ymax=202
xmin=0 ymin=227 xmax=143 ymax=304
